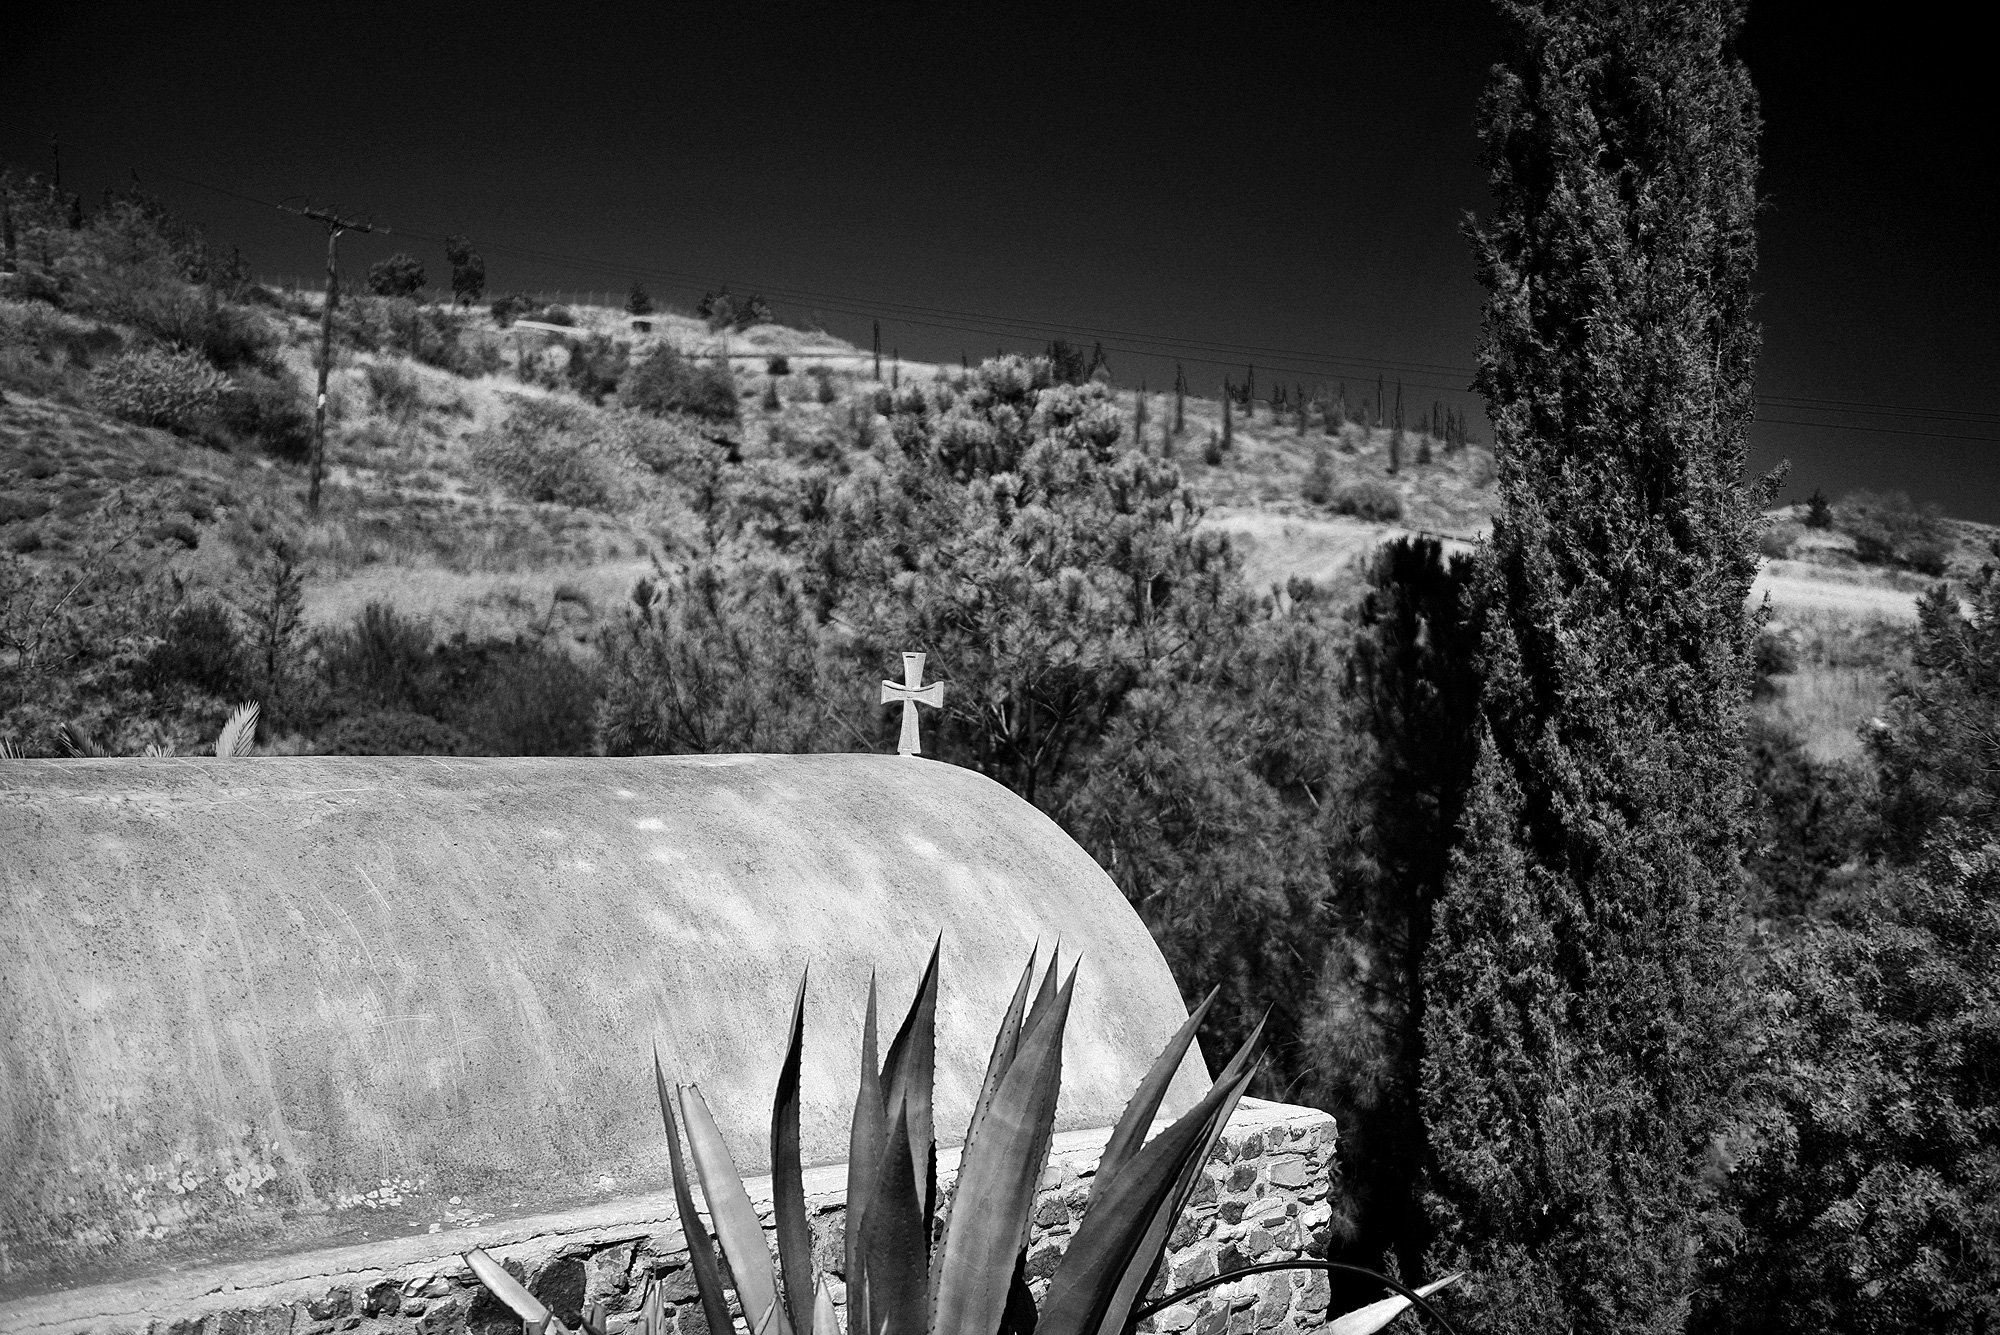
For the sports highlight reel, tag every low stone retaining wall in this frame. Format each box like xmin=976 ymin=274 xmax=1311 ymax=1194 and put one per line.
xmin=0 ymin=1100 xmax=1336 ymax=1335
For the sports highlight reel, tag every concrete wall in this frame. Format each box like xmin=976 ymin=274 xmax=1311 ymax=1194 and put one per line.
xmin=0 ymin=1100 xmax=1338 ymax=1335
xmin=0 ymin=754 xmax=1208 ymax=1294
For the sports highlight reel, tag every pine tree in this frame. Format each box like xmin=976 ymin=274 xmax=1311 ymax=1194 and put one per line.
xmin=1420 ymin=3 xmax=1767 ymax=1332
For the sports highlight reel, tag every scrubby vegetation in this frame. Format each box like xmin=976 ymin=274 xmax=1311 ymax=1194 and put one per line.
xmin=3 ymin=136 xmax=1995 ymax=1335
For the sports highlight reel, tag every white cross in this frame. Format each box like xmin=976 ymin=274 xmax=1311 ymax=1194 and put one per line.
xmin=880 ymin=652 xmax=945 ymax=756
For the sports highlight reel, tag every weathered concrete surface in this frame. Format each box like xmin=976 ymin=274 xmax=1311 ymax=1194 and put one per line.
xmin=0 ymin=754 xmax=1207 ymax=1298
xmin=0 ymin=1100 xmax=1336 ymax=1335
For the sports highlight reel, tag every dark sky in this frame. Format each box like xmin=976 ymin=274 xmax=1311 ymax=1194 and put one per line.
xmin=5 ymin=2 xmax=1996 ymax=521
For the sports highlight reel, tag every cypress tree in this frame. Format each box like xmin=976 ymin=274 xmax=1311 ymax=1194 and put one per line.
xmin=1421 ymin=3 xmax=1767 ymax=1333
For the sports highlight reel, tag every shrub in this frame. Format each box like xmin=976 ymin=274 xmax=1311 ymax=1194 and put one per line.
xmin=621 ymin=342 xmax=738 ymax=422
xmin=540 ymin=304 xmax=575 ymax=327
xmin=449 ymin=644 xmax=602 ymax=755
xmin=564 ymin=335 xmax=629 ymax=405
xmin=139 ymin=599 xmax=246 ymax=698
xmin=1301 ymin=448 xmax=1336 ymax=505
xmin=91 ymin=348 xmax=229 ymax=433
xmin=316 ymin=602 xmax=440 ymax=714
xmin=105 ymin=283 xmax=271 ymax=370
xmin=320 ymin=709 xmax=466 ymax=755
xmin=366 ymin=253 xmax=426 ymax=298
xmin=736 ymin=293 xmax=771 ymax=329
xmin=489 ymin=294 xmax=534 ymax=328
xmin=1331 ymin=480 xmax=1403 ymax=522
xmin=815 ymin=370 xmax=837 ymax=404
xmin=216 ymin=369 xmax=313 ymax=462
xmin=364 ymin=362 xmax=423 ymax=421
xmin=468 ymin=398 xmax=629 ymax=508
xmin=766 ymin=354 xmax=790 ymax=376
xmin=444 ymin=234 xmax=484 ymax=306
xmin=1840 ymin=489 xmax=1948 ymax=570
xmin=1759 ymin=518 xmax=1802 ymax=560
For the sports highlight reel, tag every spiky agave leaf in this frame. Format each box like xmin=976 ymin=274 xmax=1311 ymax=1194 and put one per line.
xmin=859 ymin=1099 xmax=929 ymax=1335
xmin=1325 ymin=1272 xmax=1461 ymax=1335
xmin=1096 ymin=1015 xmax=1268 ymax=1335
xmin=680 ymin=1083 xmax=794 ymax=1335
xmin=771 ymin=970 xmax=814 ymax=1335
xmin=215 ymin=701 xmax=258 ymax=758
xmin=846 ymin=973 xmax=886 ymax=1335
xmin=812 ymin=1277 xmax=841 ymax=1335
xmin=930 ymin=961 xmax=1075 ymax=1335
xmin=655 ymin=1047 xmax=733 ymax=1335
xmin=462 ymin=1248 xmax=554 ymax=1335
xmin=1088 ymin=986 xmax=1218 ymax=1207
xmin=1035 ymin=1057 xmax=1262 ymax=1335
xmin=880 ymin=936 xmax=940 ymax=1224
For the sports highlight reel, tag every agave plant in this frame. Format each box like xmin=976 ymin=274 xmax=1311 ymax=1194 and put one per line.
xmin=467 ymin=943 xmax=1456 ymax=1335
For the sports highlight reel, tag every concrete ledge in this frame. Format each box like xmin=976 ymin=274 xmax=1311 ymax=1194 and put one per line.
xmin=1 ymin=1100 xmax=1337 ymax=1335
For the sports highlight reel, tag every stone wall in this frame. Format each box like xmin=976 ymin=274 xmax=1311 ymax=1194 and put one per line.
xmin=0 ymin=1101 xmax=1336 ymax=1335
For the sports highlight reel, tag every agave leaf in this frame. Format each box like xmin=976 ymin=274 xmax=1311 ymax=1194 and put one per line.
xmin=1036 ymin=1062 xmax=1260 ymax=1335
xmin=1111 ymin=1014 xmax=1270 ymax=1330
xmin=463 ymin=1248 xmax=553 ymax=1332
xmin=1089 ymin=1036 xmax=1259 ymax=1335
xmin=1088 ymin=986 xmax=1218 ymax=1208
xmin=860 ymin=1098 xmax=930 ymax=1335
xmin=846 ymin=974 xmax=886 ymax=1335
xmin=931 ymin=964 xmax=1075 ymax=1335
xmin=813 ymin=1278 xmax=841 ymax=1335
xmin=680 ymin=1083 xmax=794 ymax=1335
xmin=965 ymin=950 xmax=1039 ymax=1152
xmin=1325 ymin=1272 xmax=1461 ymax=1335
xmin=771 ymin=970 xmax=814 ymax=1335
xmin=881 ymin=935 xmax=940 ymax=1224
xmin=996 ymin=1250 xmax=1039 ymax=1335
xmin=655 ymin=1047 xmax=733 ymax=1335
xmin=215 ymin=701 xmax=258 ymax=758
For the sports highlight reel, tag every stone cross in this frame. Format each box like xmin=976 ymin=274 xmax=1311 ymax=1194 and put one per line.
xmin=880 ymin=651 xmax=945 ymax=756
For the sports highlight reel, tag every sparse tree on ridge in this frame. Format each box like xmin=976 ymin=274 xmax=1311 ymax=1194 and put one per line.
xmin=444 ymin=235 xmax=484 ymax=307
xmin=1420 ymin=1 xmax=1769 ymax=1332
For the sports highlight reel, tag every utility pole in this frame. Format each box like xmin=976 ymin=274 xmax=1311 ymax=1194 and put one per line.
xmin=282 ymin=202 xmax=380 ymax=514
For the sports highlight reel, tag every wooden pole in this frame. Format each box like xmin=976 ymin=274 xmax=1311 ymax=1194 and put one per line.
xmin=308 ymin=225 xmax=339 ymax=514
xmin=283 ymin=204 xmax=379 ymax=515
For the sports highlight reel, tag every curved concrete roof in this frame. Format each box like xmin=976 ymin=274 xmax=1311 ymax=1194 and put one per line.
xmin=0 ymin=754 xmax=1207 ymax=1295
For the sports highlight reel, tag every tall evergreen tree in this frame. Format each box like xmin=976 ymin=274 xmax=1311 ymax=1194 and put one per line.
xmin=1420 ymin=3 xmax=1768 ymax=1332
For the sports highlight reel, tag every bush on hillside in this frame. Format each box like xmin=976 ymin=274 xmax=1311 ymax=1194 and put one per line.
xmin=468 ymin=398 xmax=631 ymax=509
xmin=320 ymin=709 xmax=467 ymax=756
xmin=1840 ymin=489 xmax=1950 ymax=573
xmin=564 ymin=335 xmax=629 ymax=405
xmin=215 ymin=369 xmax=313 ymax=462
xmin=363 ymin=361 xmax=423 ymax=421
xmin=489 ymin=294 xmax=535 ymax=328
xmin=367 ymin=253 xmax=427 ymax=298
xmin=138 ymin=599 xmax=246 ymax=698
xmin=91 ymin=348 xmax=230 ymax=434
xmin=449 ymin=643 xmax=603 ymax=755
xmin=1301 ymin=448 xmax=1337 ymax=505
xmin=1330 ymin=479 xmax=1403 ymax=522
xmin=621 ymin=342 xmax=738 ymax=422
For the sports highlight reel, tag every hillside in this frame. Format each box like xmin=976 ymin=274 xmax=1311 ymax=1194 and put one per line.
xmin=3 ymin=247 xmax=1992 ymax=761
